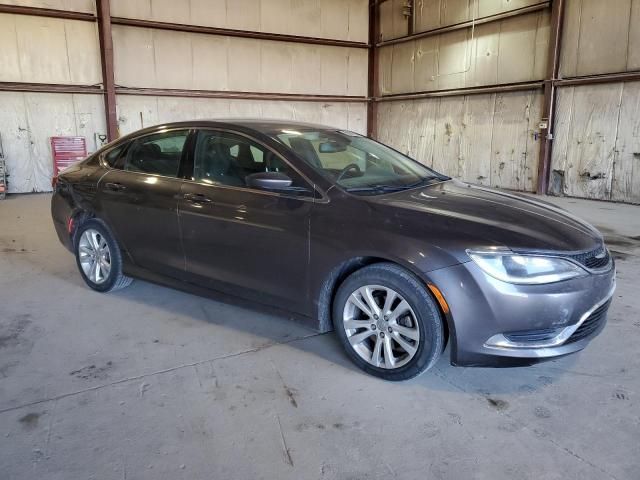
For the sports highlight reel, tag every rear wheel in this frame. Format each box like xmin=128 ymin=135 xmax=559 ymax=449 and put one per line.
xmin=74 ymin=219 xmax=133 ymax=292
xmin=333 ymin=263 xmax=444 ymax=381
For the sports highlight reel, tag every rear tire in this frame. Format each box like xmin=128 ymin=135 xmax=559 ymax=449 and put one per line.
xmin=74 ymin=219 xmax=133 ymax=292
xmin=333 ymin=263 xmax=444 ymax=381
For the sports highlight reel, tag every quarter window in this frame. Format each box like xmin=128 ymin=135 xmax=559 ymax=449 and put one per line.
xmin=123 ymin=130 xmax=189 ymax=177
xmin=104 ymin=144 xmax=127 ymax=167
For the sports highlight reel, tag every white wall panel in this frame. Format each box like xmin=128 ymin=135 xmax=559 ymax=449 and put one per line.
xmin=377 ymin=90 xmax=542 ymax=191
xmin=0 ymin=13 xmax=102 ymax=85
xmin=0 ymin=0 xmax=95 ymax=13
xmin=109 ymin=0 xmax=368 ymax=42
xmin=112 ymin=26 xmax=368 ymax=96
xmin=115 ymin=96 xmax=367 ymax=136
xmin=413 ymin=0 xmax=543 ymax=33
xmin=560 ymin=0 xmax=639 ymax=77
xmin=550 ymin=82 xmax=640 ymax=204
xmin=379 ymin=11 xmax=548 ymax=95
xmin=0 ymin=92 xmax=105 ymax=193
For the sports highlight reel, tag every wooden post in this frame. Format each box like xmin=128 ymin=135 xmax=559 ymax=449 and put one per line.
xmin=96 ymin=0 xmax=118 ymax=142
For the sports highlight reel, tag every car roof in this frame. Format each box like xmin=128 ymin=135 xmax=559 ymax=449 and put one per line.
xmin=133 ymin=119 xmax=349 ymax=137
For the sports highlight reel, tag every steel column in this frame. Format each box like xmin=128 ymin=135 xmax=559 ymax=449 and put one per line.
xmin=367 ymin=1 xmax=379 ymax=138
xmin=96 ymin=0 xmax=118 ymax=142
xmin=536 ymin=0 xmax=565 ymax=195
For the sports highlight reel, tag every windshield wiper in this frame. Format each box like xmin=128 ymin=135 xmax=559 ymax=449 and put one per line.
xmin=345 ymin=175 xmax=444 ymax=193
xmin=345 ymin=184 xmax=410 ymax=193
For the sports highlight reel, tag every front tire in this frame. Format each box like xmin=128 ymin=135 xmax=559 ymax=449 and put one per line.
xmin=74 ymin=219 xmax=133 ymax=292
xmin=333 ymin=263 xmax=444 ymax=381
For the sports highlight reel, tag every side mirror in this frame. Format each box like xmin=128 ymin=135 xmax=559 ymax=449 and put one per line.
xmin=246 ymin=171 xmax=293 ymax=190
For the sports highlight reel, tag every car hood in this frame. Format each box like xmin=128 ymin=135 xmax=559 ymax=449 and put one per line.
xmin=369 ymin=180 xmax=603 ymax=254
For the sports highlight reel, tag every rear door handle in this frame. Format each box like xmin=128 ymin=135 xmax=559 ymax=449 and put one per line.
xmin=183 ymin=193 xmax=213 ymax=204
xmin=105 ymin=182 xmax=126 ymax=192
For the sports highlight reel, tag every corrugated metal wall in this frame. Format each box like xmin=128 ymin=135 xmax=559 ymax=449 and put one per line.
xmin=0 ymin=0 xmax=368 ymax=193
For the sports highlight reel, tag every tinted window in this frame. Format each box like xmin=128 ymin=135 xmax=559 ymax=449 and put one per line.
xmin=193 ymin=130 xmax=309 ymax=193
xmin=104 ymin=144 xmax=126 ymax=167
xmin=272 ymin=129 xmax=446 ymax=194
xmin=123 ymin=130 xmax=189 ymax=177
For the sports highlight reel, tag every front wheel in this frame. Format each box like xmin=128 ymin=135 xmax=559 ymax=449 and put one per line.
xmin=74 ymin=219 xmax=133 ymax=292
xmin=333 ymin=263 xmax=444 ymax=381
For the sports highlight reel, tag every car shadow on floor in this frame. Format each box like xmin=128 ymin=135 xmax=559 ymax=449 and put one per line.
xmin=110 ymin=275 xmax=581 ymax=397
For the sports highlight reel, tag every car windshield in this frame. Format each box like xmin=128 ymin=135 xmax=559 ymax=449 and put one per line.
xmin=269 ymin=128 xmax=448 ymax=194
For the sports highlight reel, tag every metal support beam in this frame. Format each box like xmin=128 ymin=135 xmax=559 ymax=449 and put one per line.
xmin=536 ymin=0 xmax=565 ymax=195
xmin=0 ymin=4 xmax=95 ymax=21
xmin=376 ymin=2 xmax=549 ymax=47
xmin=367 ymin=1 xmax=379 ymax=138
xmin=375 ymin=81 xmax=543 ymax=102
xmin=110 ymin=17 xmax=368 ymax=49
xmin=406 ymin=0 xmax=414 ymax=36
xmin=96 ymin=0 xmax=118 ymax=142
xmin=115 ymin=87 xmax=366 ymax=103
xmin=554 ymin=70 xmax=640 ymax=87
xmin=0 ymin=82 xmax=103 ymax=94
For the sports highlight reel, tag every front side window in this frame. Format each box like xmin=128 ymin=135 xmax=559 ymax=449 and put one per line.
xmin=271 ymin=129 xmax=448 ymax=194
xmin=123 ymin=130 xmax=189 ymax=177
xmin=192 ymin=130 xmax=310 ymax=194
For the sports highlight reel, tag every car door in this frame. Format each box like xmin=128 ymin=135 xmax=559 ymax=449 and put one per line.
xmin=178 ymin=129 xmax=316 ymax=314
xmin=98 ymin=128 xmax=191 ymax=277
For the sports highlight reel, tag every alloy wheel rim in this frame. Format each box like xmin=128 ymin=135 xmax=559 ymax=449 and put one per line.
xmin=78 ymin=229 xmax=111 ymax=284
xmin=342 ymin=285 xmax=420 ymax=369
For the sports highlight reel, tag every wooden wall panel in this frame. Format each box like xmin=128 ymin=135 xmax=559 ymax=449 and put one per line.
xmin=560 ymin=0 xmax=638 ymax=77
xmin=550 ymin=84 xmax=624 ymax=200
xmin=612 ymin=82 xmax=640 ymax=204
xmin=413 ymin=0 xmax=543 ymax=33
xmin=379 ymin=0 xmax=409 ymax=41
xmin=109 ymin=0 xmax=369 ymax=43
xmin=112 ymin=26 xmax=368 ymax=96
xmin=378 ymin=11 xmax=548 ymax=95
xmin=0 ymin=0 xmax=95 ymax=13
xmin=0 ymin=92 xmax=105 ymax=193
xmin=376 ymin=90 xmax=542 ymax=191
xmin=0 ymin=13 xmax=102 ymax=85
xmin=115 ymin=96 xmax=367 ymax=137
xmin=550 ymin=81 xmax=640 ymax=204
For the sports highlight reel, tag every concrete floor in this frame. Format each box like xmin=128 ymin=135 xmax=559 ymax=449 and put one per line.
xmin=1 ymin=193 xmax=639 ymax=480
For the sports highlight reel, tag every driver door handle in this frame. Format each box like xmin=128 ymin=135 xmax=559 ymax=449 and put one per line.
xmin=183 ymin=193 xmax=213 ymax=204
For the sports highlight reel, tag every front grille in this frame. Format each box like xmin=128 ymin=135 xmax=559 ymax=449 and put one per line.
xmin=504 ymin=328 xmax=561 ymax=343
xmin=565 ymin=299 xmax=611 ymax=345
xmin=565 ymin=245 xmax=611 ymax=270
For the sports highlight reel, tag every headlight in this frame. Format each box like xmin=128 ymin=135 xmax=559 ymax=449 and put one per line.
xmin=467 ymin=249 xmax=587 ymax=284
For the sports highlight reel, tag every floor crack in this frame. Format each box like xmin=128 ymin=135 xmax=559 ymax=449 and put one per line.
xmin=275 ymin=413 xmax=294 ymax=467
xmin=0 ymin=332 xmax=325 ymax=415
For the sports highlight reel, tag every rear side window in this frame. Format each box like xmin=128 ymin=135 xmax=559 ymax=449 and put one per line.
xmin=123 ymin=130 xmax=189 ymax=177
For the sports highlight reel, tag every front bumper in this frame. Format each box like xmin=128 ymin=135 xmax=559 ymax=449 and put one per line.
xmin=428 ymin=260 xmax=616 ymax=367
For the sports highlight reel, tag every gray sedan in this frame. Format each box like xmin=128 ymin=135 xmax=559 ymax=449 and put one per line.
xmin=51 ymin=120 xmax=616 ymax=381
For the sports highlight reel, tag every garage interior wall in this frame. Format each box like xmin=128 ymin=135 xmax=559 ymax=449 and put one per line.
xmin=375 ymin=0 xmax=640 ymax=203
xmin=1 ymin=0 xmax=639 ymax=204
xmin=0 ymin=0 xmax=368 ymax=193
